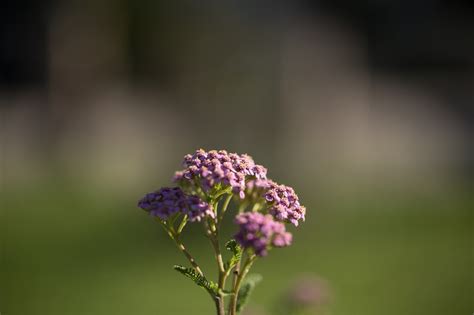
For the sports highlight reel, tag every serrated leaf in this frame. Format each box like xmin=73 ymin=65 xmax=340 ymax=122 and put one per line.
xmin=224 ymin=239 xmax=242 ymax=271
xmin=236 ymin=273 xmax=263 ymax=313
xmin=173 ymin=265 xmax=218 ymax=296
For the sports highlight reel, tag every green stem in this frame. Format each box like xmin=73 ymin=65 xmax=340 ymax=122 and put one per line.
xmin=251 ymin=202 xmax=261 ymax=212
xmin=209 ymin=235 xmax=226 ymax=277
xmin=214 ymin=187 xmax=232 ymax=200
xmin=238 ymin=202 xmax=249 ymax=213
xmin=218 ymin=194 xmax=233 ymax=226
xmin=228 ymin=254 xmax=257 ymax=315
xmin=177 ymin=214 xmax=188 ymax=234
xmin=158 ymin=220 xmax=204 ymax=276
xmin=174 ymin=236 xmax=204 ymax=276
xmin=208 ymin=225 xmax=227 ymax=297
xmin=206 ymin=197 xmax=233 ymax=315
xmin=231 ymin=259 xmax=241 ymax=288
xmin=214 ymin=296 xmax=225 ymax=315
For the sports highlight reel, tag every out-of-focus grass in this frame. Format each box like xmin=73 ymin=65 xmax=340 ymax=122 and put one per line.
xmin=1 ymin=177 xmax=472 ymax=315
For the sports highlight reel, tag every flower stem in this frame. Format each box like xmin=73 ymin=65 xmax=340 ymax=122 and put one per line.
xmin=209 ymin=227 xmax=227 ymax=312
xmin=232 ymin=259 xmax=241 ymax=288
xmin=228 ymin=254 xmax=257 ymax=315
xmin=177 ymin=214 xmax=188 ymax=234
xmin=214 ymin=296 xmax=225 ymax=315
xmin=174 ymin=236 xmax=204 ymax=276
xmin=218 ymin=193 xmax=233 ymax=226
xmin=238 ymin=202 xmax=249 ymax=213
xmin=158 ymin=220 xmax=204 ymax=276
xmin=251 ymin=202 xmax=261 ymax=212
xmin=207 ymin=196 xmax=233 ymax=315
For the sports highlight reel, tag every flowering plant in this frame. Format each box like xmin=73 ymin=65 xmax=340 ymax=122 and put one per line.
xmin=138 ymin=149 xmax=306 ymax=315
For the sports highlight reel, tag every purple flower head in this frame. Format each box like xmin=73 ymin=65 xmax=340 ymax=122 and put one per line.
xmin=234 ymin=212 xmax=292 ymax=257
xmin=174 ymin=149 xmax=268 ymax=199
xmin=138 ymin=187 xmax=213 ymax=222
xmin=264 ymin=180 xmax=306 ymax=226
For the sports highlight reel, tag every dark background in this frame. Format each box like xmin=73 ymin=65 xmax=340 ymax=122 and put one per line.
xmin=1 ymin=1 xmax=473 ymax=314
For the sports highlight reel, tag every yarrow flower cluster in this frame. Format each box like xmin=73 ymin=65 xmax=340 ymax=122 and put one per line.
xmin=137 ymin=149 xmax=307 ymax=315
xmin=173 ymin=149 xmax=267 ymax=199
xmin=234 ymin=212 xmax=292 ymax=256
xmin=138 ymin=187 xmax=214 ymax=222
xmin=264 ymin=180 xmax=306 ymax=226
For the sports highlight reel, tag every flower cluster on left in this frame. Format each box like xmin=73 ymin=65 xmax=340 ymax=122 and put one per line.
xmin=137 ymin=149 xmax=306 ymax=315
xmin=138 ymin=187 xmax=214 ymax=222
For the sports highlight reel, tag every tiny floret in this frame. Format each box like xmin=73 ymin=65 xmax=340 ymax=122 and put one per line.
xmin=234 ymin=212 xmax=292 ymax=257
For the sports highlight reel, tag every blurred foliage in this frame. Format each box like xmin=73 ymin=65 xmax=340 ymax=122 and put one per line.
xmin=237 ymin=273 xmax=263 ymax=313
xmin=1 ymin=175 xmax=472 ymax=315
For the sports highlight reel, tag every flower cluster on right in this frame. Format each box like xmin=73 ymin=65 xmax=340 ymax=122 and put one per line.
xmin=234 ymin=176 xmax=306 ymax=256
xmin=234 ymin=212 xmax=292 ymax=257
xmin=139 ymin=149 xmax=306 ymax=257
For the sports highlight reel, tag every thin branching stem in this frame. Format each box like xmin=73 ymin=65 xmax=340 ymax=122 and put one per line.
xmin=217 ymin=193 xmax=233 ymax=226
xmin=173 ymin=236 xmax=204 ymax=276
xmin=238 ymin=202 xmax=249 ymax=213
xmin=214 ymin=296 xmax=225 ymax=315
xmin=207 ymin=197 xmax=230 ymax=315
xmin=158 ymin=220 xmax=204 ymax=276
xmin=251 ymin=202 xmax=261 ymax=212
xmin=177 ymin=214 xmax=188 ymax=234
xmin=228 ymin=254 xmax=257 ymax=315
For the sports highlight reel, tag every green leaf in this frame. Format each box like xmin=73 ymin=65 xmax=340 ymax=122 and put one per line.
xmin=236 ymin=273 xmax=263 ymax=313
xmin=224 ymin=239 xmax=242 ymax=271
xmin=173 ymin=265 xmax=218 ymax=296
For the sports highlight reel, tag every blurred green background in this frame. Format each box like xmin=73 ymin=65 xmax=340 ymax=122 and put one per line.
xmin=1 ymin=172 xmax=472 ymax=315
xmin=1 ymin=1 xmax=473 ymax=314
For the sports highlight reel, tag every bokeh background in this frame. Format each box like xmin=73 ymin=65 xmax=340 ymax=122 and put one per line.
xmin=1 ymin=1 xmax=473 ymax=314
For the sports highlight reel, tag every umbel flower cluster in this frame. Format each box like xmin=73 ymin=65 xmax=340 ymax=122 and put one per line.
xmin=137 ymin=149 xmax=306 ymax=315
xmin=138 ymin=187 xmax=214 ymax=222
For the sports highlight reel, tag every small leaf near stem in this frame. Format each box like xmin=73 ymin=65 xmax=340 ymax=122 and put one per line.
xmin=236 ymin=273 xmax=262 ymax=313
xmin=224 ymin=239 xmax=243 ymax=273
xmin=173 ymin=265 xmax=218 ymax=296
